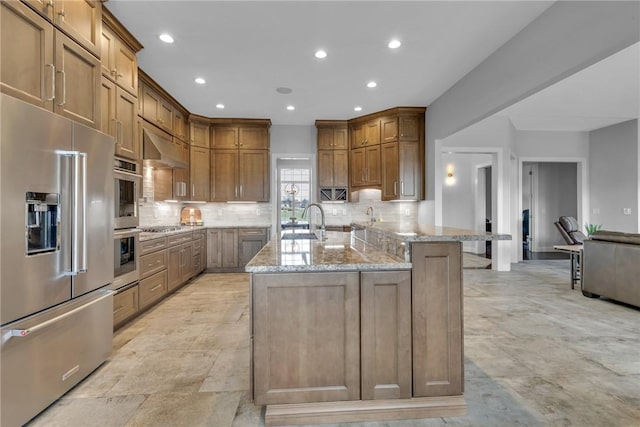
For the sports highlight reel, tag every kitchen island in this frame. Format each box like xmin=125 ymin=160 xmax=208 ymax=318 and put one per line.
xmin=246 ymin=225 xmax=510 ymax=426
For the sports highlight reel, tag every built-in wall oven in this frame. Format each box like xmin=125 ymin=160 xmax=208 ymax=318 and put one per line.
xmin=114 ymin=158 xmax=141 ymax=229
xmin=113 ymin=228 xmax=140 ymax=289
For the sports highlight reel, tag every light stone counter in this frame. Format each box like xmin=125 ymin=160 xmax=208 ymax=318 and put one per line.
xmin=245 ymin=230 xmax=410 ymax=273
xmin=351 ymin=221 xmax=512 ymax=242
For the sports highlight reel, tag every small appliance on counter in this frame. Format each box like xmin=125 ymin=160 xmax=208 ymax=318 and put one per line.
xmin=180 ymin=206 xmax=203 ymax=226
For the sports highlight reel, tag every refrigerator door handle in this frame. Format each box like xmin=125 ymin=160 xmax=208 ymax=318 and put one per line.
xmin=69 ymin=151 xmax=87 ymax=275
xmin=79 ymin=152 xmax=87 ymax=273
xmin=9 ymin=290 xmax=114 ymax=338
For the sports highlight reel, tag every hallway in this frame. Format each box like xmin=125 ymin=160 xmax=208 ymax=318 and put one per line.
xmin=29 ymin=264 xmax=640 ymax=426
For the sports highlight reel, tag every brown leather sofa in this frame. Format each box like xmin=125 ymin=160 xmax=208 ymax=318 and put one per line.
xmin=582 ymin=230 xmax=640 ymax=308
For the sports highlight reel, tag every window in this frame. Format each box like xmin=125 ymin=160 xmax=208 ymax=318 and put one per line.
xmin=277 ymin=158 xmax=313 ymax=230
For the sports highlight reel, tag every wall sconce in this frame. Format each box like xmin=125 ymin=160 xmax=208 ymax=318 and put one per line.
xmin=445 ymin=164 xmax=456 ymax=186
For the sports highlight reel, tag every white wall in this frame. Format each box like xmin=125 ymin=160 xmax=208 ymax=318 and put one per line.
xmin=425 ymin=1 xmax=640 ymax=200
xmin=589 ymin=119 xmax=639 ymax=232
xmin=516 ymin=130 xmax=590 ymax=158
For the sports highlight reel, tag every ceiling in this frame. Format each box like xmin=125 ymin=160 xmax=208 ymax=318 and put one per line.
xmin=496 ymin=42 xmax=640 ymax=132
xmin=105 ymin=1 xmax=554 ymax=125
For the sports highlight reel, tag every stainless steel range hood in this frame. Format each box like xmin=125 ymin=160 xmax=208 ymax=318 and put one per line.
xmin=142 ymin=125 xmax=187 ymax=169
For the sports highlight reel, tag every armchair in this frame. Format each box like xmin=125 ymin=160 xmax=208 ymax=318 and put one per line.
xmin=554 ymin=216 xmax=587 ymax=245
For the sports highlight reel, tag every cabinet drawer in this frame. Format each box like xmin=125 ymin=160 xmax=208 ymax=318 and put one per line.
xmin=193 ymin=255 xmax=202 ymax=274
xmin=113 ymin=285 xmax=139 ymax=327
xmin=192 ymin=229 xmax=205 ymax=240
xmin=192 ymin=238 xmax=202 ymax=256
xmin=168 ymin=231 xmax=193 ymax=245
xmin=139 ymin=270 xmax=168 ymax=309
xmin=140 ymin=237 xmax=167 ymax=255
xmin=239 ymin=228 xmax=267 ymax=238
xmin=140 ymin=249 xmax=167 ymax=279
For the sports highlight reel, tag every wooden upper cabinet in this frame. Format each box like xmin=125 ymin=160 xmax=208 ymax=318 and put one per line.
xmin=140 ymin=82 xmax=174 ymax=134
xmin=239 ymin=126 xmax=268 ymax=149
xmin=381 ymin=142 xmax=399 ymax=200
xmin=399 ymin=115 xmax=420 ymax=141
xmin=54 ymin=0 xmax=101 ymax=58
xmin=212 ymin=126 xmax=238 ymax=149
xmin=100 ymin=25 xmax=137 ymax=96
xmin=1 ymin=1 xmax=54 ymax=109
xmin=54 ymin=30 xmax=101 ymax=128
xmin=381 ymin=116 xmax=399 ymax=143
xmin=102 ymin=76 xmax=138 ymax=159
xmin=210 ymin=149 xmax=238 ymax=202
xmin=350 ymin=124 xmax=364 ymax=148
xmin=173 ymin=109 xmax=188 ymax=142
xmin=190 ymin=145 xmax=210 ymax=201
xmin=239 ymin=150 xmax=269 ymax=201
xmin=318 ymin=125 xmax=348 ymax=150
xmin=364 ymin=119 xmax=380 ymax=146
xmin=190 ymin=120 xmax=210 ymax=147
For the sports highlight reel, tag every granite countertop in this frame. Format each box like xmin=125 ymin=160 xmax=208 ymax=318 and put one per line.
xmin=351 ymin=221 xmax=512 ymax=242
xmin=245 ymin=230 xmax=411 ymax=273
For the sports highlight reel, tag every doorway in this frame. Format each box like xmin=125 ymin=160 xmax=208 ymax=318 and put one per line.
xmin=522 ymin=162 xmax=577 ymax=259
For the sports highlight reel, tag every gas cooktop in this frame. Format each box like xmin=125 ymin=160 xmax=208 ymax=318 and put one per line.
xmin=139 ymin=226 xmax=183 ymax=233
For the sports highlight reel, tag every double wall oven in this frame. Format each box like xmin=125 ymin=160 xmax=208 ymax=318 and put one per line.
xmin=113 ymin=158 xmax=141 ymax=294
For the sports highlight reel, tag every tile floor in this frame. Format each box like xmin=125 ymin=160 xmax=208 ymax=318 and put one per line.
xmin=28 ymin=261 xmax=640 ymax=427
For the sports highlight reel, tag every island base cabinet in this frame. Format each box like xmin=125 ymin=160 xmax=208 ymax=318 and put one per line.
xmin=252 ymin=272 xmax=360 ymax=405
xmin=360 ymin=271 xmax=412 ymax=400
xmin=411 ymin=242 xmax=463 ymax=397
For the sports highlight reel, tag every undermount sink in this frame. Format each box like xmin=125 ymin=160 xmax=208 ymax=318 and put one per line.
xmin=281 ymin=232 xmax=318 ymax=240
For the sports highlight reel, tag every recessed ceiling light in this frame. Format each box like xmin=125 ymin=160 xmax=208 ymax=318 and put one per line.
xmin=194 ymin=77 xmax=206 ymax=84
xmin=367 ymin=81 xmax=377 ymax=88
xmin=216 ymin=104 xmax=225 ymax=109
xmin=159 ymin=33 xmax=174 ymax=43
xmin=388 ymin=39 xmax=401 ymax=49
xmin=354 ymin=106 xmax=362 ymax=112
xmin=286 ymin=105 xmax=295 ymax=111
xmin=315 ymin=50 xmax=327 ymax=59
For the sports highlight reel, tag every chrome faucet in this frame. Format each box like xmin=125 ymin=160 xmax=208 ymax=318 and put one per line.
xmin=303 ymin=203 xmax=326 ymax=236
xmin=366 ymin=206 xmax=376 ymax=223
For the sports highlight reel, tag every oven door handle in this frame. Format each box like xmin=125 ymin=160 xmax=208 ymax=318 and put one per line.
xmin=114 ymin=170 xmax=143 ymax=179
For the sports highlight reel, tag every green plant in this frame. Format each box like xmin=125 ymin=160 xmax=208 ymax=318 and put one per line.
xmin=585 ymin=223 xmax=602 ymax=236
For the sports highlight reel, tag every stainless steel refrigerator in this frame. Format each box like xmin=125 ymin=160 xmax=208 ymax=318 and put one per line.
xmin=1 ymin=94 xmax=115 ymax=426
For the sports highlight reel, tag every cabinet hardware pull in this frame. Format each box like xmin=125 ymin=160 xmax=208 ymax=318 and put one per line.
xmin=46 ymin=0 xmax=54 ymax=7
xmin=151 ymin=284 xmax=162 ymax=292
xmin=117 ymin=72 xmax=123 ymax=78
xmin=110 ymin=68 xmax=117 ymax=76
xmin=111 ymin=118 xmax=117 ymax=138
xmin=394 ymin=181 xmax=397 ymax=196
xmin=56 ymin=70 xmax=66 ymax=106
xmin=118 ymin=120 xmax=123 ymax=146
xmin=239 ymin=184 xmax=243 ymax=197
xmin=57 ymin=9 xmax=65 ymax=20
xmin=401 ymin=181 xmax=404 ymax=196
xmin=45 ymin=64 xmax=55 ymax=101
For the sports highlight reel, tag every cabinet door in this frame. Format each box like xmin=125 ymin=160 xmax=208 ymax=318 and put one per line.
xmin=361 ymin=270 xmax=411 ymax=400
xmin=350 ymin=147 xmax=366 ymax=187
xmin=333 ymin=127 xmax=348 ymax=149
xmin=54 ymin=30 xmax=101 ymax=128
xmin=157 ymin=98 xmax=173 ymax=133
xmin=381 ymin=142 xmax=399 ymax=201
xmin=350 ymin=124 xmax=364 ymax=148
xmin=167 ymin=245 xmax=182 ymax=291
xmin=412 ymin=242 xmax=463 ymax=397
xmin=100 ymin=25 xmax=117 ymax=81
xmin=114 ymin=86 xmax=138 ymax=160
xmin=221 ymin=228 xmax=238 ymax=268
xmin=139 ymin=270 xmax=168 ymax=309
xmin=212 ymin=126 xmax=238 ymax=148
xmin=238 ymin=229 xmax=266 ymax=266
xmin=398 ymin=141 xmax=420 ymax=200
xmin=364 ymin=120 xmax=380 ymax=146
xmin=317 ymin=150 xmax=334 ymax=187
xmin=1 ymin=1 xmax=54 ymax=109
xmin=54 ymin=0 xmax=101 ymax=58
xmin=253 ymin=272 xmax=360 ymax=405
xmin=239 ymin=126 xmax=268 ymax=149
xmin=114 ymin=37 xmax=137 ymax=96
xmin=399 ymin=115 xmax=420 ymax=141
xmin=190 ymin=146 xmax=210 ymax=201
xmin=206 ymin=229 xmax=222 ymax=269
xmin=210 ymin=149 xmax=238 ymax=202
xmin=365 ymin=145 xmax=381 ymax=185
xmin=140 ymin=82 xmax=159 ymax=123
xmin=173 ymin=110 xmax=188 ymax=142
xmin=317 ymin=127 xmax=334 ymax=150
xmin=380 ymin=116 xmax=399 ymax=143
xmin=333 ymin=149 xmax=349 ymax=187
xmin=239 ymin=150 xmax=269 ymax=202
xmin=190 ymin=120 xmax=210 ymax=147
xmin=180 ymin=243 xmax=193 ymax=284
xmin=100 ymin=76 xmax=116 ymax=137
xmin=113 ymin=285 xmax=139 ymax=328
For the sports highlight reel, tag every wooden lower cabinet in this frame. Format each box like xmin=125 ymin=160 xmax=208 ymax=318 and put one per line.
xmin=238 ymin=228 xmax=268 ymax=266
xmin=139 ymin=270 xmax=167 ymax=309
xmin=207 ymin=227 xmax=268 ymax=271
xmin=168 ymin=242 xmax=192 ymax=292
xmin=252 ymin=272 xmax=361 ymax=405
xmin=411 ymin=242 xmax=463 ymax=397
xmin=113 ymin=284 xmax=139 ymax=328
xmin=360 ymin=271 xmax=412 ymax=400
